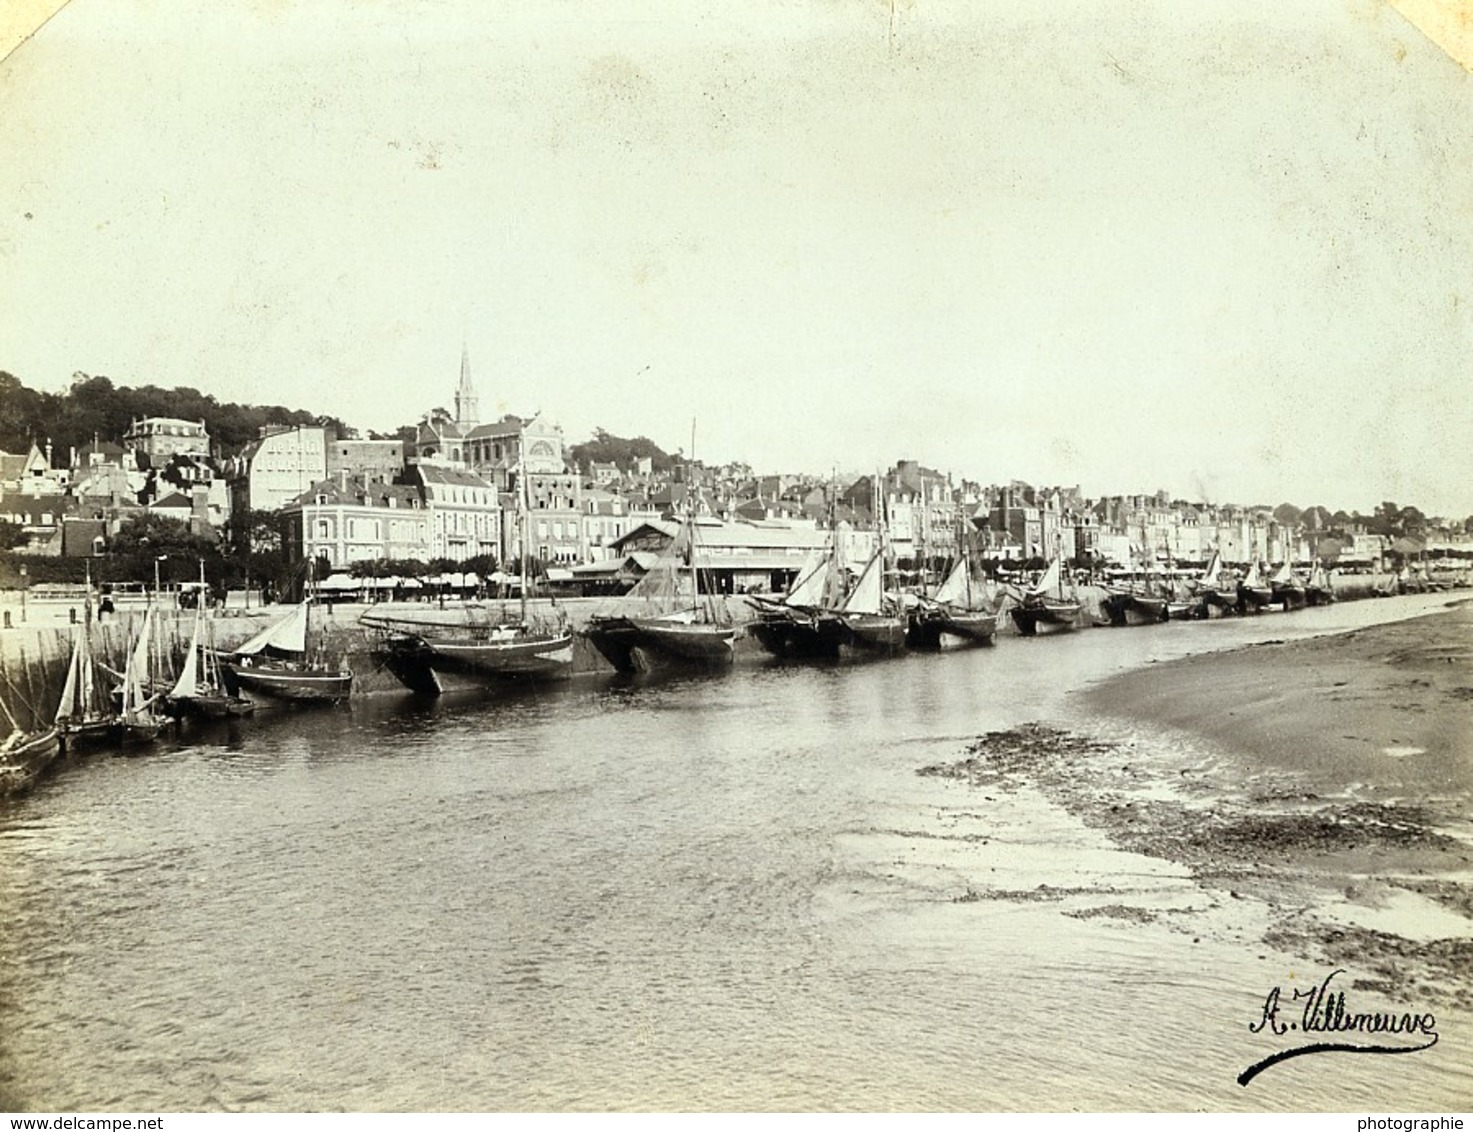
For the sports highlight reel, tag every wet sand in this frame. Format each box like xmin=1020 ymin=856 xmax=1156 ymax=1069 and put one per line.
xmin=921 ymin=601 xmax=1473 ymax=1020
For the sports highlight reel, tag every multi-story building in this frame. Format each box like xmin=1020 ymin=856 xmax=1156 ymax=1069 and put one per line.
xmin=401 ymin=461 xmax=501 ymax=563
xmin=230 ymin=425 xmax=328 ymax=515
xmin=123 ymin=417 xmax=211 ymax=459
xmin=281 ymin=474 xmax=431 ymax=569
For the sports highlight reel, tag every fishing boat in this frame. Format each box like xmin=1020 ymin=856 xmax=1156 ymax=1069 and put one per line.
xmin=1193 ymin=551 xmax=1238 ymax=617
xmin=746 ymin=548 xmax=849 ymax=659
xmin=221 ymin=598 xmax=353 ymax=703
xmin=584 ymin=512 xmax=737 ymax=674
xmin=114 ymin=604 xmax=165 ymax=744
xmin=0 ymin=686 xmax=60 ymax=796
xmin=166 ymin=590 xmax=255 ymax=719
xmin=907 ymin=556 xmax=998 ymax=647
xmin=1237 ymin=561 xmax=1275 ymax=612
xmin=366 ymin=468 xmax=573 ymax=693
xmin=53 ymin=599 xmax=114 ymax=750
xmin=835 ymin=547 xmax=907 ymax=654
xmin=1008 ymin=556 xmax=1082 ymax=636
xmin=1305 ymin=560 xmax=1335 ymax=606
xmin=1270 ymin=561 xmax=1307 ymax=610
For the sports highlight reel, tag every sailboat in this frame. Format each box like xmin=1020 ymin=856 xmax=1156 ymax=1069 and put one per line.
xmin=53 ymin=592 xmax=114 ymax=750
xmin=907 ymin=552 xmax=998 ymax=647
xmin=166 ymin=583 xmax=256 ymax=719
xmin=1270 ymin=561 xmax=1307 ymax=610
xmin=1305 ymin=559 xmax=1335 ymax=606
xmin=221 ymin=578 xmax=353 ymax=703
xmin=115 ymin=603 xmax=164 ymax=744
xmin=1008 ymin=555 xmax=1082 ymax=636
xmin=367 ymin=466 xmax=573 ymax=694
xmin=834 ymin=546 xmax=907 ymax=654
xmin=1193 ymin=550 xmax=1238 ymax=617
xmin=1237 ymin=560 xmax=1274 ymax=612
xmin=584 ymin=506 xmax=737 ymax=674
xmin=746 ymin=546 xmax=849 ymax=659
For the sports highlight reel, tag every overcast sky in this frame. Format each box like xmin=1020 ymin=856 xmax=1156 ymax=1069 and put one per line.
xmin=1 ymin=0 xmax=1469 ymax=515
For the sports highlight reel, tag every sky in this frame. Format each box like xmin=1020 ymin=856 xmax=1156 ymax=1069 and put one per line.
xmin=0 ymin=0 xmax=1470 ymax=517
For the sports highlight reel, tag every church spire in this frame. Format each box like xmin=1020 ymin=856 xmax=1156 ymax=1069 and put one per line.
xmin=454 ymin=343 xmax=479 ymax=429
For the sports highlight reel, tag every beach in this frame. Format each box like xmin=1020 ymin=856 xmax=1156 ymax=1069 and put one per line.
xmin=1068 ymin=602 xmax=1473 ymax=1008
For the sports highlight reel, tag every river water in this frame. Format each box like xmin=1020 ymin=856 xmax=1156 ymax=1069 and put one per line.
xmin=1 ymin=594 xmax=1468 ymax=1111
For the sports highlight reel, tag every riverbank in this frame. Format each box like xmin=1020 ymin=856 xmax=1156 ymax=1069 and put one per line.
xmin=1071 ymin=601 xmax=1473 ymax=1004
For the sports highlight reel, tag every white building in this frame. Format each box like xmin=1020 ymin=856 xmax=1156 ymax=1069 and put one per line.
xmin=123 ymin=417 xmax=211 ymax=459
xmin=232 ymin=425 xmax=328 ymax=514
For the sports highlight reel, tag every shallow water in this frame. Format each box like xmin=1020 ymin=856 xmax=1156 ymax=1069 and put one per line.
xmin=0 ymin=594 xmax=1468 ymax=1110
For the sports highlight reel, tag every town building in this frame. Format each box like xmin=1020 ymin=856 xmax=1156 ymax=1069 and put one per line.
xmin=281 ymin=474 xmax=431 ymax=569
xmin=230 ymin=425 xmax=328 ymax=515
xmin=123 ymin=417 xmax=211 ymax=459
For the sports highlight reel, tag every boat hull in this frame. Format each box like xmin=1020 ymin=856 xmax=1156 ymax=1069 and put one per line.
xmin=377 ymin=630 xmax=574 ymax=694
xmin=0 ymin=728 xmax=61 ymax=795
xmin=1010 ymin=599 xmax=1081 ymax=636
xmin=840 ymin=612 xmax=907 ymax=654
xmin=223 ymin=662 xmax=354 ymax=703
xmin=1274 ymin=585 xmax=1307 ymax=611
xmin=1238 ymin=585 xmax=1275 ymax=612
xmin=749 ymin=610 xmax=846 ymax=659
xmin=58 ymin=718 xmax=115 ymax=752
xmin=585 ymin=615 xmax=737 ymax=674
xmin=907 ymin=607 xmax=998 ymax=648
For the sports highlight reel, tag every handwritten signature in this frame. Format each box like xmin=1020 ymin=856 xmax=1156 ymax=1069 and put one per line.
xmin=1239 ymin=969 xmax=1438 ymax=1086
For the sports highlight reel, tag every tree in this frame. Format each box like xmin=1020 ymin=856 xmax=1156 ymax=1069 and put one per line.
xmin=1272 ymin=503 xmax=1303 ymax=526
xmin=0 ymin=518 xmax=26 ymax=550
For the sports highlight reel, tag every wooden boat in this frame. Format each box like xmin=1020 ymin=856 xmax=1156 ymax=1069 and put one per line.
xmin=584 ymin=505 xmax=736 ymax=674
xmin=114 ymin=604 xmax=165 ymax=744
xmin=747 ymin=548 xmax=848 ymax=659
xmin=1190 ymin=551 xmax=1237 ymax=617
xmin=907 ymin=557 xmax=998 ymax=647
xmin=1305 ymin=561 xmax=1335 ymax=606
xmin=1009 ymin=556 xmax=1082 ymax=636
xmin=222 ymin=599 xmax=353 ymax=703
xmin=835 ymin=548 xmax=907 ymax=654
xmin=366 ymin=470 xmax=572 ymax=693
xmin=0 ymin=690 xmax=60 ymax=796
xmin=1270 ymin=562 xmax=1307 ymax=610
xmin=1237 ymin=561 xmax=1275 ymax=612
xmin=54 ymin=605 xmax=115 ymax=750
xmin=166 ymin=598 xmax=255 ymax=719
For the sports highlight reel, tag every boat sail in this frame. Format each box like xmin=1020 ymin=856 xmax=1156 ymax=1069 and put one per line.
xmin=221 ymin=570 xmax=353 ymax=702
xmin=1305 ymin=559 xmax=1335 ymax=606
xmin=115 ymin=603 xmax=164 ymax=744
xmin=367 ymin=465 xmax=573 ymax=694
xmin=584 ymin=504 xmax=737 ymax=674
xmin=1193 ymin=550 xmax=1238 ymax=617
xmin=1008 ymin=555 xmax=1082 ymax=636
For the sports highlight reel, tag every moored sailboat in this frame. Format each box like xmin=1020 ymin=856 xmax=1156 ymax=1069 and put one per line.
xmin=222 ymin=597 xmax=353 ymax=703
xmin=907 ymin=555 xmax=998 ymax=647
xmin=54 ymin=598 xmax=114 ymax=750
xmin=367 ymin=466 xmax=573 ymax=693
xmin=1008 ymin=556 xmax=1082 ymax=636
xmin=584 ymin=515 xmax=737 ymax=674
xmin=1237 ymin=561 xmax=1275 ymax=612
xmin=1270 ymin=561 xmax=1307 ymax=610
xmin=835 ymin=547 xmax=907 ymax=654
xmin=114 ymin=604 xmax=165 ymax=744
xmin=166 ymin=594 xmax=256 ymax=719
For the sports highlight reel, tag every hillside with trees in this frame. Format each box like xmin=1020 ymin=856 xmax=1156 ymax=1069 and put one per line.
xmin=0 ymin=371 xmax=348 ymax=457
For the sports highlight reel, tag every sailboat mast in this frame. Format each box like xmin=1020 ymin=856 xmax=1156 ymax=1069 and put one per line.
xmin=688 ymin=418 xmax=698 ymax=609
xmin=519 ymin=464 xmax=529 ymax=623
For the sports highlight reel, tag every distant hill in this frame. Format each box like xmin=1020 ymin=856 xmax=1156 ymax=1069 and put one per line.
xmin=0 ymin=371 xmax=348 ymax=458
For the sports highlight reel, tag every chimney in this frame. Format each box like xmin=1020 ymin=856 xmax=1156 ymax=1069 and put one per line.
xmin=339 ymin=468 xmax=348 ymax=492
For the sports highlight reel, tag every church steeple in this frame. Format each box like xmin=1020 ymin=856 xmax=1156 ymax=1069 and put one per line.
xmin=454 ymin=344 xmax=479 ymax=429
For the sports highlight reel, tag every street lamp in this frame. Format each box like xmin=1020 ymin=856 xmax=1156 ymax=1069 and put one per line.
xmin=18 ymin=563 xmax=26 ymax=624
xmin=154 ymin=554 xmax=168 ymax=603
